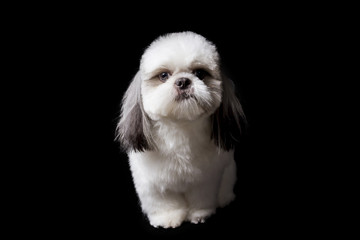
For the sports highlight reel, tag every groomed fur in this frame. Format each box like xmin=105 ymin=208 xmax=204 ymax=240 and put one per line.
xmin=116 ymin=31 xmax=245 ymax=228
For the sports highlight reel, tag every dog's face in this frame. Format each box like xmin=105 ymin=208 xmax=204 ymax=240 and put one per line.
xmin=140 ymin=32 xmax=222 ymax=121
xmin=117 ymin=31 xmax=245 ymax=152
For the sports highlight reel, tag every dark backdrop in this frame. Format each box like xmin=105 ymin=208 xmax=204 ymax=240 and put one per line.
xmin=36 ymin=8 xmax=320 ymax=237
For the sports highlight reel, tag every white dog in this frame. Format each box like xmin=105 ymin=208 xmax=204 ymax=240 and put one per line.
xmin=116 ymin=31 xmax=245 ymax=228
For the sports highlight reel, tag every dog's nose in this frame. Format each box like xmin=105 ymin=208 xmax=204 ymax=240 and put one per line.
xmin=175 ymin=78 xmax=191 ymax=90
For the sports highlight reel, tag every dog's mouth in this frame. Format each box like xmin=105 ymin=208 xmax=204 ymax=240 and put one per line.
xmin=169 ymin=86 xmax=217 ymax=118
xmin=175 ymin=89 xmax=196 ymax=101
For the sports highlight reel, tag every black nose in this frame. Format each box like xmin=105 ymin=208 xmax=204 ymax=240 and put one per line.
xmin=175 ymin=78 xmax=191 ymax=90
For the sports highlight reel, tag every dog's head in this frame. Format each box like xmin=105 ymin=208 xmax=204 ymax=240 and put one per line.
xmin=116 ymin=31 xmax=245 ymax=152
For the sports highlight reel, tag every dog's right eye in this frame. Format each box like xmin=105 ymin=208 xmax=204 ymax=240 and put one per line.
xmin=193 ymin=69 xmax=208 ymax=80
xmin=159 ymin=72 xmax=170 ymax=82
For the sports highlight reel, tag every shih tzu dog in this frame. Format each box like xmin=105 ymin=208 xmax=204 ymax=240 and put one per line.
xmin=116 ymin=31 xmax=245 ymax=228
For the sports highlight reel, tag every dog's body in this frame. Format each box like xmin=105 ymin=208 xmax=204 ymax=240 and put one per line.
xmin=117 ymin=32 xmax=245 ymax=228
xmin=129 ymin=118 xmax=236 ymax=228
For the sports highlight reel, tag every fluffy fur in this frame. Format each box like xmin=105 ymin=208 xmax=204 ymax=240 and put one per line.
xmin=116 ymin=31 xmax=245 ymax=228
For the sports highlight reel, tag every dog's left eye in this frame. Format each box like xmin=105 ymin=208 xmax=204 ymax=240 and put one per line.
xmin=193 ymin=69 xmax=208 ymax=80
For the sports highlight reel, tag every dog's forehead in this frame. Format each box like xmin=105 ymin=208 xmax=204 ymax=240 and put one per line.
xmin=140 ymin=33 xmax=219 ymax=76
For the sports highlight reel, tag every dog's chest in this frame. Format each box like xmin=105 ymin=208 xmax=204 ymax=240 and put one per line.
xmin=129 ymin=118 xmax=221 ymax=193
xmin=143 ymin=146 xmax=218 ymax=192
xmin=149 ymin=119 xmax=217 ymax=183
xmin=154 ymin=119 xmax=211 ymax=153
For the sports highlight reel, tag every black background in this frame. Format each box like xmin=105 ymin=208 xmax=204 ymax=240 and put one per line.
xmin=25 ymin=5 xmax=331 ymax=237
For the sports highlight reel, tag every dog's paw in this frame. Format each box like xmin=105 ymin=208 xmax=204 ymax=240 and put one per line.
xmin=148 ymin=209 xmax=187 ymax=228
xmin=187 ymin=208 xmax=215 ymax=224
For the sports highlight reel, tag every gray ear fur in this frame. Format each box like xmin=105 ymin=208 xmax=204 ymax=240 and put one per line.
xmin=115 ymin=72 xmax=155 ymax=152
xmin=211 ymin=76 xmax=246 ymax=151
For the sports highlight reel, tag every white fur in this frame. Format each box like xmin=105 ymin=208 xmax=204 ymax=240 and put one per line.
xmin=129 ymin=119 xmax=236 ymax=228
xmin=117 ymin=32 xmax=243 ymax=228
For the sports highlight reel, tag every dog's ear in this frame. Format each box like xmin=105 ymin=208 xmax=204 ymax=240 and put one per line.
xmin=211 ymin=76 xmax=246 ymax=151
xmin=116 ymin=72 xmax=155 ymax=152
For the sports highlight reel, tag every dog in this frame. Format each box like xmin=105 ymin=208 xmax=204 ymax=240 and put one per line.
xmin=116 ymin=31 xmax=245 ymax=228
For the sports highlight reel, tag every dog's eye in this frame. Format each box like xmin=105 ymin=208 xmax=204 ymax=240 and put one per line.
xmin=159 ymin=72 xmax=170 ymax=82
xmin=193 ymin=69 xmax=208 ymax=80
